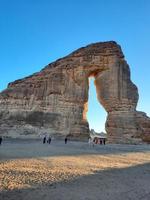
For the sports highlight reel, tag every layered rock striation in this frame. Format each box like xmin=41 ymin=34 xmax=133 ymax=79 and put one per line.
xmin=0 ymin=41 xmax=150 ymax=143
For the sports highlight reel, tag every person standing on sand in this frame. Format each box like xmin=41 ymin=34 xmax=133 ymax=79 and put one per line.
xmin=0 ymin=136 xmax=2 ymax=145
xmin=43 ymin=135 xmax=46 ymax=144
xmin=65 ymin=137 xmax=68 ymax=144
xmin=103 ymin=138 xmax=106 ymax=145
xmin=100 ymin=139 xmax=102 ymax=145
xmin=48 ymin=136 xmax=51 ymax=144
xmin=88 ymin=137 xmax=91 ymax=146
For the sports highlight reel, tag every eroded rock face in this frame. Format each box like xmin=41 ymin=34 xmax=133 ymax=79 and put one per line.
xmin=0 ymin=41 xmax=150 ymax=143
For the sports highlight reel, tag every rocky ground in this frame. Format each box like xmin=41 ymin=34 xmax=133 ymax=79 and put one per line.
xmin=0 ymin=139 xmax=150 ymax=200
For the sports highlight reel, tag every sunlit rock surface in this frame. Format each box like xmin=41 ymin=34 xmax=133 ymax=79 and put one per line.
xmin=0 ymin=41 xmax=150 ymax=143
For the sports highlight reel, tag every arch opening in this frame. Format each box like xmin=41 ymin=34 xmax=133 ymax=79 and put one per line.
xmin=86 ymin=77 xmax=107 ymax=134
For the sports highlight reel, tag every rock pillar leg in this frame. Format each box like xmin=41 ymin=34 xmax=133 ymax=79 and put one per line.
xmin=95 ymin=59 xmax=141 ymax=143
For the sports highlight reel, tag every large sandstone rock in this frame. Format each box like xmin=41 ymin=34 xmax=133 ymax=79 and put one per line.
xmin=0 ymin=41 xmax=150 ymax=143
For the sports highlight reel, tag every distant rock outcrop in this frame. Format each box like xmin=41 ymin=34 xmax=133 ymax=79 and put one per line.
xmin=0 ymin=41 xmax=150 ymax=143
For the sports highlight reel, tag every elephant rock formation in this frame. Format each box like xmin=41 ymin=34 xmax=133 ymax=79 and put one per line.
xmin=0 ymin=41 xmax=150 ymax=143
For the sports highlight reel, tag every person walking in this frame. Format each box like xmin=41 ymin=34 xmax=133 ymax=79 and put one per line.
xmin=88 ymin=137 xmax=91 ymax=146
xmin=48 ymin=136 xmax=51 ymax=144
xmin=0 ymin=136 xmax=2 ymax=145
xmin=43 ymin=135 xmax=46 ymax=144
xmin=100 ymin=139 xmax=102 ymax=145
xmin=103 ymin=138 xmax=106 ymax=145
xmin=65 ymin=137 xmax=67 ymax=144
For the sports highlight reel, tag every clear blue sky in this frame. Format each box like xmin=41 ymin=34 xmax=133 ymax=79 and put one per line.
xmin=0 ymin=0 xmax=150 ymax=132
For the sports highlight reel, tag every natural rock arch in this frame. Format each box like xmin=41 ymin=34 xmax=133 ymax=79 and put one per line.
xmin=0 ymin=41 xmax=150 ymax=143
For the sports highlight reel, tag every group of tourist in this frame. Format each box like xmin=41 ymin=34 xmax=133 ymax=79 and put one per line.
xmin=42 ymin=135 xmax=68 ymax=144
xmin=93 ymin=137 xmax=106 ymax=145
xmin=43 ymin=135 xmax=51 ymax=144
xmin=88 ymin=137 xmax=106 ymax=146
xmin=0 ymin=135 xmax=106 ymax=147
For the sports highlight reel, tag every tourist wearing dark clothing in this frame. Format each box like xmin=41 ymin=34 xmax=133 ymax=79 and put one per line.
xmin=65 ymin=137 xmax=68 ymax=144
xmin=103 ymin=138 xmax=106 ymax=145
xmin=48 ymin=137 xmax=51 ymax=144
xmin=43 ymin=136 xmax=46 ymax=144
xmin=0 ymin=136 xmax=2 ymax=145
xmin=100 ymin=139 xmax=103 ymax=145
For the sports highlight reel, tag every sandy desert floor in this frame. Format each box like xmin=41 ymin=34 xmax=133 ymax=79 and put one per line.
xmin=0 ymin=139 xmax=150 ymax=200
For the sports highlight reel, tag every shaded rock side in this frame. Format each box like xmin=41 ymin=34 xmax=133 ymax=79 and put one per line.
xmin=0 ymin=41 xmax=150 ymax=143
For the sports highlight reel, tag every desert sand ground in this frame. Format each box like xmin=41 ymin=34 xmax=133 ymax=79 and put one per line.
xmin=0 ymin=139 xmax=150 ymax=200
